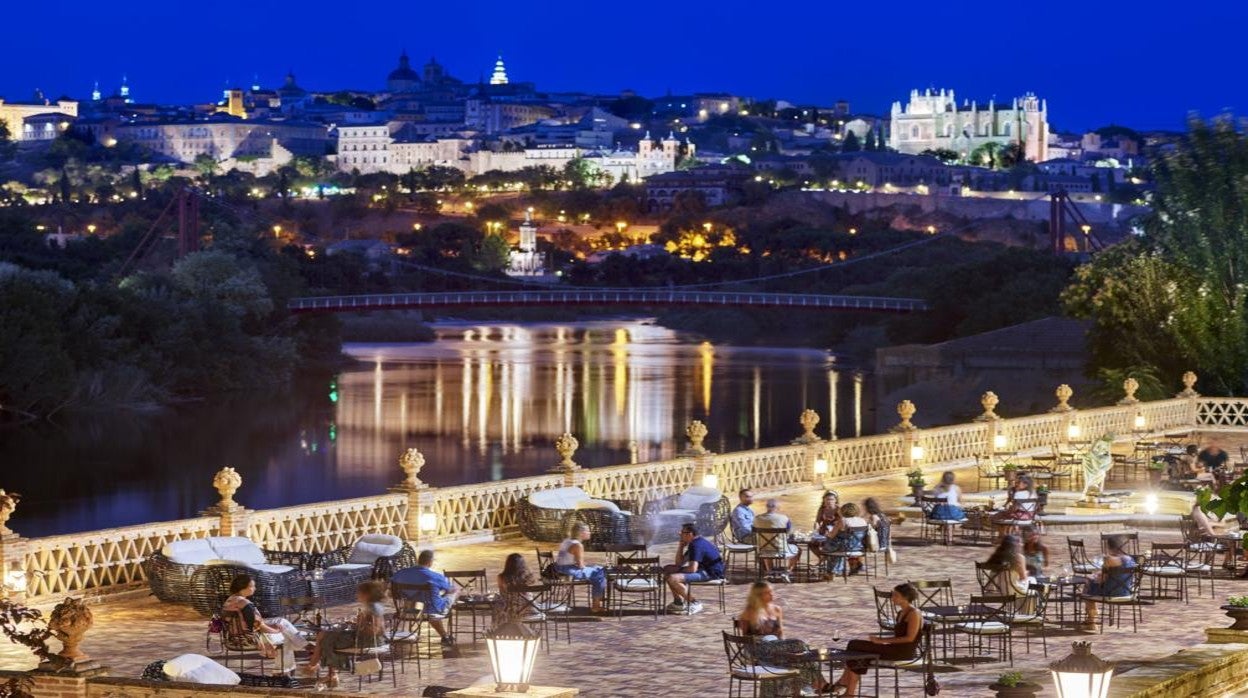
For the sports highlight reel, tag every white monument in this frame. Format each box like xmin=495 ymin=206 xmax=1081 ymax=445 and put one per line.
xmin=507 ymin=209 xmax=545 ymax=276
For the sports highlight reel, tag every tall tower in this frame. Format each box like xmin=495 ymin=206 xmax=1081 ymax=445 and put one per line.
xmin=91 ymin=81 xmax=101 ymax=102
xmin=661 ymin=131 xmax=679 ymax=159
xmin=1020 ymin=92 xmax=1048 ymax=162
xmin=120 ymin=75 xmax=131 ymax=103
xmin=518 ymin=208 xmax=537 ymax=253
xmin=638 ymin=131 xmax=654 ymax=157
xmin=490 ymin=55 xmax=509 ymax=85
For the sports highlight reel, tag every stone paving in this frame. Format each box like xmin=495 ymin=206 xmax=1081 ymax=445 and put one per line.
xmin=3 ymin=469 xmax=1247 ymax=697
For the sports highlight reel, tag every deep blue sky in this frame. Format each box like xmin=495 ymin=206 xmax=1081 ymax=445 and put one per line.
xmin=3 ymin=0 xmax=1244 ymax=132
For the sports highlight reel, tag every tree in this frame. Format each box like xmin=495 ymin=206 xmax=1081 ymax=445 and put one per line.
xmin=842 ymin=131 xmax=861 ymax=152
xmin=471 ymin=233 xmax=511 ymax=272
xmin=921 ymin=148 xmax=961 ymax=164
xmin=1064 ymin=116 xmax=1248 ymax=396
xmin=193 ymin=153 xmax=218 ymax=182
xmin=562 ymin=158 xmax=596 ymax=189
xmin=0 ymin=121 xmax=14 ymax=161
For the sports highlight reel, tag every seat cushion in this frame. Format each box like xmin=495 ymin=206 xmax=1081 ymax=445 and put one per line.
xmin=656 ymin=509 xmax=697 ymax=525
xmin=246 ymin=563 xmax=296 ymax=575
xmin=955 ymin=621 xmax=1009 ymax=633
xmin=207 ymin=537 xmax=266 ymax=566
xmin=677 ymin=486 xmax=722 ymax=511
xmin=528 ymin=486 xmax=592 ymax=510
xmin=327 ymin=563 xmax=374 ymax=574
xmin=731 ymin=665 xmax=798 ymax=679
xmin=575 ymin=498 xmax=622 ymax=514
xmin=163 ymin=539 xmax=217 ymax=565
xmin=163 ymin=653 xmax=241 ymax=685
xmin=1144 ymin=565 xmax=1184 ymax=576
xmin=348 ymin=534 xmax=404 ymax=564
xmin=613 ymin=578 xmax=658 ymax=591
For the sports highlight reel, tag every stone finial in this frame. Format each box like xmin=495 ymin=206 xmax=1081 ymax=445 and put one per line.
xmin=212 ymin=467 xmax=242 ymax=509
xmin=1118 ymin=377 xmax=1140 ymax=405
xmin=975 ymin=391 xmax=1001 ymax=422
xmin=685 ymin=420 xmax=710 ymax=455
xmin=554 ymin=433 xmax=580 ymax=471
xmin=1051 ymin=384 xmax=1074 ymax=413
xmin=48 ymin=597 xmax=93 ymax=663
xmin=1178 ymin=371 xmax=1200 ymax=398
xmin=398 ymin=448 xmax=427 ymax=489
xmin=892 ymin=400 xmax=917 ymax=432
xmin=0 ymin=489 xmax=19 ymax=535
xmin=793 ymin=408 xmax=823 ymax=444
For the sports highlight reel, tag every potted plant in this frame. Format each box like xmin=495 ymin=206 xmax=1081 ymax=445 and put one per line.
xmin=988 ymin=671 xmax=1042 ymax=698
xmin=1221 ymin=595 xmax=1248 ymax=630
xmin=1147 ymin=457 xmax=1166 ymax=486
xmin=1001 ymin=462 xmax=1019 ymax=484
xmin=1035 ymin=485 xmax=1049 ymax=514
xmin=907 ymin=468 xmax=926 ymax=503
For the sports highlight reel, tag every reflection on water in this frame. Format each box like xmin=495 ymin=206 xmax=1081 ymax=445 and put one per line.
xmin=1 ymin=320 xmax=873 ymax=536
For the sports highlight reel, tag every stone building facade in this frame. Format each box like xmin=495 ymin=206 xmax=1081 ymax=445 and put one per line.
xmin=889 ymin=88 xmax=1048 ymax=162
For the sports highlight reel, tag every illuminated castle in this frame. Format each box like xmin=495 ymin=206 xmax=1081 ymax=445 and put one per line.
xmin=889 ymin=88 xmax=1048 ymax=162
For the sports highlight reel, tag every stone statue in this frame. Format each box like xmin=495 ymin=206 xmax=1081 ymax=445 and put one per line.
xmin=793 ymin=409 xmax=822 ymax=444
xmin=685 ymin=420 xmax=710 ymax=455
xmin=1080 ymin=433 xmax=1116 ymax=499
xmin=212 ymin=468 xmax=242 ymax=509
xmin=0 ymin=489 xmax=19 ymax=535
xmin=399 ymin=448 xmax=426 ymax=488
xmin=893 ymin=400 xmax=917 ymax=432
xmin=554 ymin=433 xmax=580 ymax=471
xmin=48 ymin=597 xmax=93 ymax=663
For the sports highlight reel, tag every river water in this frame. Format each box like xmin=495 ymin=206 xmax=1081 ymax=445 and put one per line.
xmin=2 ymin=321 xmax=875 ymax=537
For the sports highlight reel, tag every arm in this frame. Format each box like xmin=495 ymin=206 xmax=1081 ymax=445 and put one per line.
xmin=774 ymin=605 xmax=785 ymax=640
xmin=570 ymin=541 xmax=585 ymax=568
xmin=875 ymin=609 xmax=921 ymax=645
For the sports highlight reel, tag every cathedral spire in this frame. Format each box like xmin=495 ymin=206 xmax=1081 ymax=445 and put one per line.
xmin=490 ymin=54 xmax=509 ymax=85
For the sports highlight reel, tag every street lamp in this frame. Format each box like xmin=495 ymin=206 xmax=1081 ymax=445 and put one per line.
xmin=993 ymin=433 xmax=1008 ymax=451
xmin=1050 ymin=641 xmax=1114 ymax=698
xmin=701 ymin=473 xmax=720 ymax=490
xmin=1133 ymin=413 xmax=1146 ymax=431
xmin=485 ymin=621 xmax=541 ymax=693
xmin=910 ymin=444 xmax=925 ymax=462
xmin=418 ymin=508 xmax=437 ymax=533
xmin=1067 ymin=423 xmax=1082 ymax=440
xmin=813 ymin=457 xmax=829 ymax=479
xmin=272 ymin=225 xmax=281 ymax=238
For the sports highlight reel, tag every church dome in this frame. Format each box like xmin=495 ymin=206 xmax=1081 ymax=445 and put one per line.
xmin=387 ymin=52 xmax=421 ymax=90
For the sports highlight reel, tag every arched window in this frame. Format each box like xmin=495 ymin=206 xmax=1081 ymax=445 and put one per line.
xmin=1003 ymin=122 xmax=1012 ymax=137
xmin=910 ymin=125 xmax=920 ymax=138
xmin=943 ymin=124 xmax=953 ymax=137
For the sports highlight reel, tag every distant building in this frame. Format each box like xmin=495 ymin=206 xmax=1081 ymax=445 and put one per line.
xmin=325 ymin=239 xmax=394 ymax=269
xmin=889 ymin=88 xmax=1049 ymax=162
xmin=112 ymin=116 xmax=330 ymax=164
xmin=0 ymin=96 xmax=78 ymax=142
xmin=643 ymin=165 xmax=750 ymax=212
xmin=835 ymin=152 xmax=959 ymax=188
xmin=507 ymin=209 xmax=545 ymax=276
xmin=335 ymin=120 xmax=467 ymax=173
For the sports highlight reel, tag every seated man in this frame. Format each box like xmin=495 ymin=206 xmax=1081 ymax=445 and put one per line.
xmin=729 ymin=488 xmax=756 ymax=544
xmin=664 ymin=523 xmax=724 ymax=615
xmin=754 ymin=498 xmax=800 ymax=579
xmin=392 ymin=549 xmax=460 ymax=645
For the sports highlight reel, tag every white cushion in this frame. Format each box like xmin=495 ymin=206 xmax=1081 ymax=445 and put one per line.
xmin=247 ymin=563 xmax=296 ymax=575
xmin=163 ymin=653 xmax=241 ymax=685
xmin=348 ymin=533 xmax=404 ymax=564
xmin=163 ymin=539 xmax=217 ymax=565
xmin=613 ymin=578 xmax=658 ymax=591
xmin=327 ymin=563 xmax=374 ymax=574
xmin=655 ymin=509 xmax=697 ymax=527
xmin=955 ymin=621 xmax=1010 ymax=633
xmin=575 ymin=498 xmax=621 ymax=514
xmin=207 ymin=537 xmax=266 ymax=566
xmin=677 ymin=486 xmax=722 ymax=511
xmin=528 ymin=486 xmax=592 ymax=510
xmin=690 ymin=577 xmax=726 ymax=586
xmin=731 ymin=665 xmax=798 ymax=679
xmin=1144 ymin=565 xmax=1184 ymax=576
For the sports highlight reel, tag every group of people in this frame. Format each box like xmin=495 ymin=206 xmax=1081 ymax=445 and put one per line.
xmin=731 ymin=488 xmax=890 ymax=580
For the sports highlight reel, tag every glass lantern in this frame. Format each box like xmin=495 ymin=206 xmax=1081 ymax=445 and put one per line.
xmin=1050 ymin=641 xmax=1114 ymax=698
xmin=485 ymin=621 xmax=541 ymax=693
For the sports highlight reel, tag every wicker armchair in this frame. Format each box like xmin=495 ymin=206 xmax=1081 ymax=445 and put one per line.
xmin=642 ymin=487 xmax=730 ymax=544
xmin=187 ymin=563 xmax=304 ymax=618
xmin=145 ymin=539 xmax=312 ymax=605
xmin=315 ymin=537 xmax=419 ymax=583
xmin=516 ymin=486 xmax=636 ymax=548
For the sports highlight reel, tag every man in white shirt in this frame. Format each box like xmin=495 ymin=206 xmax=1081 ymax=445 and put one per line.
xmin=753 ymin=498 xmax=800 ymax=579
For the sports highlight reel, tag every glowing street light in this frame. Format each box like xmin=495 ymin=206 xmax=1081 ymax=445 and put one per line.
xmin=485 ymin=622 xmax=542 ymax=693
xmin=1050 ymin=642 xmax=1114 ymax=698
xmin=272 ymin=224 xmax=282 ymax=238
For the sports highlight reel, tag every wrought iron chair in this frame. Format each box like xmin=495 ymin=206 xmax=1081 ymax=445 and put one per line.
xmin=751 ymin=526 xmax=795 ymax=581
xmin=721 ymin=631 xmax=802 ymax=698
xmin=445 ymin=569 xmax=491 ymax=645
xmin=920 ymin=496 xmax=966 ymax=545
xmin=1100 ymin=531 xmax=1141 ymax=558
xmin=1083 ymin=563 xmax=1144 ymax=633
xmin=1141 ymin=543 xmax=1189 ymax=603
xmin=951 ymin=594 xmax=1016 ymax=667
xmin=387 ymin=583 xmax=426 ymax=678
xmin=607 ymin=557 xmax=662 ymax=619
xmin=1011 ymin=582 xmax=1050 ymax=656
xmin=220 ymin=609 xmax=284 ymax=675
xmin=1066 ymin=538 xmax=1099 ymax=576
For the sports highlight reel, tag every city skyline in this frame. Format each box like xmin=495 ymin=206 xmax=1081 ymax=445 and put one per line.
xmin=3 ymin=0 xmax=1244 ymax=132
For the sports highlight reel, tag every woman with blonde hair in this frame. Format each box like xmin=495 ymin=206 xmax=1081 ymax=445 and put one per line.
xmin=735 ymin=581 xmax=825 ymax=694
xmin=553 ymin=522 xmax=607 ymax=612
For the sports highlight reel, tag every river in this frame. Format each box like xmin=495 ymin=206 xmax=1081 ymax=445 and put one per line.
xmin=1 ymin=320 xmax=875 ymax=537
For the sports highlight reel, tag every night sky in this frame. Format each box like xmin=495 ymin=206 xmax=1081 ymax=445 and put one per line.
xmin=4 ymin=0 xmax=1244 ymax=132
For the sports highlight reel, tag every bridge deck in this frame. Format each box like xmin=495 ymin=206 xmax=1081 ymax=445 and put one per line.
xmin=287 ymin=289 xmax=928 ymax=313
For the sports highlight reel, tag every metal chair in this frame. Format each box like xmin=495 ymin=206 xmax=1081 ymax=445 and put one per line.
xmin=751 ymin=526 xmax=795 ymax=581
xmin=390 ymin=581 xmax=451 ymax=657
xmin=715 ymin=531 xmax=755 ymax=582
xmin=608 ymin=557 xmax=662 ymax=619
xmin=339 ymin=626 xmax=396 ymax=690
xmin=721 ymin=631 xmax=801 ymax=698
xmin=1012 ymin=582 xmax=1050 ymax=656
xmin=920 ymin=496 xmax=966 ymax=545
xmin=1141 ymin=543 xmax=1189 ymax=603
xmin=821 ymin=526 xmax=869 ymax=582
xmin=444 ymin=569 xmax=490 ymax=645
xmin=1066 ymin=538 xmax=1099 ymax=575
xmin=952 ymin=595 xmax=1016 ymax=667
xmin=535 ymin=548 xmax=591 ymax=609
xmin=872 ymin=587 xmax=897 ymax=633
xmin=1100 ymin=531 xmax=1141 ymax=558
xmin=974 ymin=562 xmax=1009 ymax=596
xmin=1083 ymin=564 xmax=1144 ymax=633
xmin=1183 ymin=543 xmax=1217 ymax=598
xmin=876 ymin=621 xmax=932 ymax=698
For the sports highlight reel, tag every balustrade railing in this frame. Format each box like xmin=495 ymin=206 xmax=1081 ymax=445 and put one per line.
xmin=6 ymin=375 xmax=1243 ymax=603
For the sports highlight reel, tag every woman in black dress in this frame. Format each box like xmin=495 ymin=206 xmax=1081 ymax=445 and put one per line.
xmin=827 ymin=583 xmax=923 ymax=696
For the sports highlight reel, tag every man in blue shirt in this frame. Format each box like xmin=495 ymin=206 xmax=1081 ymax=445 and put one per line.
xmin=729 ymin=488 xmax=756 ymax=544
xmin=664 ymin=523 xmax=724 ymax=614
xmin=391 ymin=549 xmax=460 ymax=645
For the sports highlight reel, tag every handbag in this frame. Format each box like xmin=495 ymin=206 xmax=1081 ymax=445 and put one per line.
xmin=887 ymin=547 xmax=898 ymax=564
xmin=866 ymin=527 xmax=880 ymax=552
xmin=353 ymin=657 xmax=382 ymax=675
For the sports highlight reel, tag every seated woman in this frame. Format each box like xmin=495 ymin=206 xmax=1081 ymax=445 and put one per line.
xmin=735 ymin=581 xmax=827 ymax=694
xmin=984 ymin=534 xmax=1035 ymax=597
xmin=821 ymin=503 xmax=868 ymax=578
xmin=814 ymin=491 xmax=841 ymax=535
xmin=494 ymin=552 xmax=538 ymax=625
xmin=303 ymin=581 xmax=387 ymax=687
xmin=553 ymin=523 xmax=607 ymax=613
xmin=1020 ymin=526 xmax=1050 ymax=576
xmin=1191 ymin=501 xmax=1239 ymax=569
xmin=928 ymin=471 xmax=966 ymax=544
xmin=863 ymin=497 xmax=891 ymax=554
xmin=991 ymin=475 xmax=1037 ymax=537
xmin=828 ymin=583 xmax=923 ymax=696
xmin=221 ymin=574 xmax=310 ymax=673
xmin=1081 ymin=535 xmax=1137 ymax=631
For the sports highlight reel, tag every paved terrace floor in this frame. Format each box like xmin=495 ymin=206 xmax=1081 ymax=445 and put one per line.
xmin=4 ymin=469 xmax=1248 ymax=697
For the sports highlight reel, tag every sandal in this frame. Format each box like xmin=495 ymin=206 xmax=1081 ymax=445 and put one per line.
xmin=823 ymin=684 xmax=848 ymax=696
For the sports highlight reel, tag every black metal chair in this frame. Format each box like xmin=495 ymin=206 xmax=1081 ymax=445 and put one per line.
xmin=607 ymin=557 xmax=662 ymax=619
xmin=920 ymin=496 xmax=966 ymax=545
xmin=951 ymin=595 xmax=1016 ymax=667
xmin=752 ymin=526 xmax=794 ymax=581
xmin=1082 ymin=563 xmax=1144 ymax=633
xmin=721 ymin=631 xmax=802 ymax=698
xmin=1066 ymin=538 xmax=1099 ymax=576
xmin=1100 ymin=531 xmax=1141 ymax=558
xmin=1141 ymin=543 xmax=1189 ymax=603
xmin=388 ymin=582 xmax=427 ymax=677
xmin=1012 ymin=582 xmax=1050 ymax=656
xmin=445 ymin=569 xmax=491 ymax=645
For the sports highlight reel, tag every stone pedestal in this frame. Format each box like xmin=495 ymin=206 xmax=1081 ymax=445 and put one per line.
xmin=22 ymin=663 xmax=108 ymax=698
xmin=1206 ymin=627 xmax=1248 ymax=644
xmin=448 ymin=686 xmax=578 ymax=698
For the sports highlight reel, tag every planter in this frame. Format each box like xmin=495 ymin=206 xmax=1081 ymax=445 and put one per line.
xmin=1148 ymin=469 xmax=1164 ymax=486
xmin=910 ymin=486 xmax=925 ymax=504
xmin=989 ymin=681 xmax=1043 ymax=698
xmin=1003 ymin=469 xmax=1018 ymax=485
xmin=1036 ymin=491 xmax=1049 ymax=514
xmin=1221 ymin=605 xmax=1248 ymax=630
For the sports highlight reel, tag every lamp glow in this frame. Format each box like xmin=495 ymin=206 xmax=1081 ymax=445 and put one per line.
xmin=418 ymin=510 xmax=438 ymax=533
xmin=1051 ymin=641 xmax=1114 ymax=698
xmin=1133 ymin=414 xmax=1146 ymax=430
xmin=2 ymin=569 xmax=26 ymax=594
xmin=993 ymin=433 xmax=1008 ymax=450
xmin=701 ymin=473 xmax=720 ymax=490
xmin=1067 ymin=423 xmax=1082 ymax=439
xmin=910 ymin=445 xmax=925 ymax=461
xmin=1143 ymin=493 xmax=1159 ymax=516
xmin=813 ymin=458 xmax=829 ymax=476
xmin=485 ymin=621 xmax=541 ymax=693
